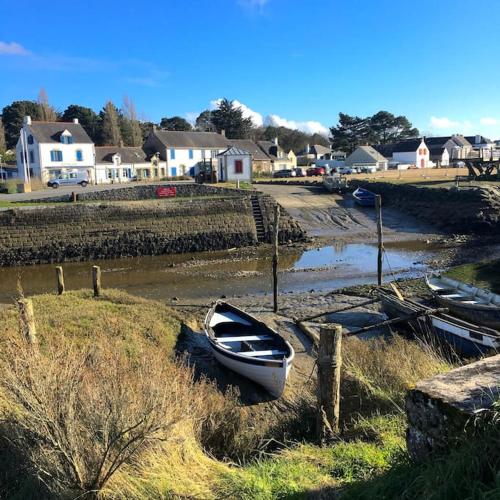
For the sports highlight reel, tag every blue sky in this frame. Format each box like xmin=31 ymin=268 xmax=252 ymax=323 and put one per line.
xmin=1 ymin=0 xmax=500 ymax=138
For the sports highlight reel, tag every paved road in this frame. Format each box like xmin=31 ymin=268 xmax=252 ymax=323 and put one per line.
xmin=254 ymin=183 xmax=442 ymax=242
xmin=0 ymin=180 xmax=194 ymax=202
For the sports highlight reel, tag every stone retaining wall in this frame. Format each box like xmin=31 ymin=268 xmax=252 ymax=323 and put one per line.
xmin=354 ymin=181 xmax=500 ymax=234
xmin=406 ymin=354 xmax=500 ymax=460
xmin=0 ymin=195 xmax=306 ymax=266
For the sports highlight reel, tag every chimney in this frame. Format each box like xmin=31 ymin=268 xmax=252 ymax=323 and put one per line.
xmin=221 ymin=129 xmax=226 ymax=137
xmin=24 ymin=116 xmax=32 ymax=126
xmin=475 ymin=135 xmax=481 ymax=145
xmin=73 ymin=118 xmax=79 ymax=124
xmin=273 ymin=136 xmax=279 ymax=146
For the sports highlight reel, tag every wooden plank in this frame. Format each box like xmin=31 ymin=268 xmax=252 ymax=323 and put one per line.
xmin=217 ymin=335 xmax=273 ymax=342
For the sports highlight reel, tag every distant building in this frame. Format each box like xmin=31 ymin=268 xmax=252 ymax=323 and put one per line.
xmin=374 ymin=138 xmax=430 ymax=168
xmin=217 ymin=146 xmax=253 ymax=182
xmin=297 ymin=144 xmax=343 ymax=166
xmin=16 ymin=116 xmax=95 ymax=183
xmin=144 ymin=130 xmax=231 ymax=177
xmin=345 ymin=145 xmax=388 ymax=170
xmin=94 ymin=146 xmax=167 ymax=183
xmin=257 ymin=138 xmax=295 ymax=171
xmin=230 ymin=139 xmax=273 ymax=174
xmin=425 ymin=136 xmax=472 ymax=161
xmin=465 ymin=135 xmax=495 ymax=154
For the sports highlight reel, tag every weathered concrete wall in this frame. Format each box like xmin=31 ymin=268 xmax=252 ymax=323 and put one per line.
xmin=0 ymin=195 xmax=306 ymax=266
xmin=406 ymin=354 xmax=500 ymax=460
xmin=354 ymin=182 xmax=500 ymax=234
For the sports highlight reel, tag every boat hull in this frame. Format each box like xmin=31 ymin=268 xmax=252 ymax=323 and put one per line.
xmin=352 ymin=188 xmax=376 ymax=207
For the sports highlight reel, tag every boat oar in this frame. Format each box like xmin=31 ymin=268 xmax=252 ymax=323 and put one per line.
xmin=344 ymin=307 xmax=448 ymax=337
xmin=297 ymin=297 xmax=381 ymax=323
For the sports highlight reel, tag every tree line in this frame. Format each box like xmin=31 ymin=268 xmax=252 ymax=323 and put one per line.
xmin=0 ymin=91 xmax=419 ymax=157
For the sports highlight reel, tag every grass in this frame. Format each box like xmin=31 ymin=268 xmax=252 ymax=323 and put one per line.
xmin=445 ymin=258 xmax=500 ymax=294
xmin=0 ymin=289 xmax=496 ymax=499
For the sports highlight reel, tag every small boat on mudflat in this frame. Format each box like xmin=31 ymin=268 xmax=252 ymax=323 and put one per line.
xmin=352 ymin=187 xmax=376 ymax=207
xmin=426 ymin=275 xmax=500 ymax=330
xmin=380 ymin=290 xmax=500 ymax=356
xmin=205 ymin=302 xmax=294 ymax=397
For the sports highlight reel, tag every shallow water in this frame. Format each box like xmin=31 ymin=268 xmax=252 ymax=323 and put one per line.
xmin=0 ymin=240 xmax=438 ymax=304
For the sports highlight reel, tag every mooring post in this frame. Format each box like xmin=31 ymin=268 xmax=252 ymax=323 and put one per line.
xmin=55 ymin=266 xmax=65 ymax=295
xmin=375 ymin=194 xmax=383 ymax=286
xmin=317 ymin=323 xmax=342 ymax=444
xmin=71 ymin=191 xmax=77 ymax=203
xmin=17 ymin=298 xmax=37 ymax=346
xmin=272 ymin=204 xmax=280 ymax=313
xmin=92 ymin=265 xmax=101 ymax=297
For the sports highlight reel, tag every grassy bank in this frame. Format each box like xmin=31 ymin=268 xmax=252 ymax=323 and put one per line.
xmin=0 ymin=289 xmax=496 ymax=498
xmin=445 ymin=258 xmax=500 ymax=294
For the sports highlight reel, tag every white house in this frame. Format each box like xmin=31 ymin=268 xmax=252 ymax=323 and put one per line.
xmin=16 ymin=116 xmax=95 ymax=183
xmin=144 ymin=130 xmax=231 ymax=177
xmin=425 ymin=135 xmax=472 ymax=161
xmin=375 ymin=138 xmax=430 ymax=168
xmin=345 ymin=146 xmax=388 ymax=170
xmin=94 ymin=146 xmax=167 ymax=184
xmin=217 ymin=146 xmax=253 ymax=182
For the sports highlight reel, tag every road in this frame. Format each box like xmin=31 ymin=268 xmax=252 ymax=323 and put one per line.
xmin=255 ymin=183 xmax=442 ymax=243
xmin=0 ymin=180 xmax=194 ymax=202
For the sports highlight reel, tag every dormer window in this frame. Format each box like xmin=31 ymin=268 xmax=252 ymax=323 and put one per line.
xmin=60 ymin=130 xmax=74 ymax=144
xmin=27 ymin=135 xmax=33 ymax=145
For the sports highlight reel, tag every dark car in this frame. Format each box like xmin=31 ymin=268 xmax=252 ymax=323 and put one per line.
xmin=273 ymin=169 xmax=296 ymax=178
xmin=306 ymin=166 xmax=326 ymax=176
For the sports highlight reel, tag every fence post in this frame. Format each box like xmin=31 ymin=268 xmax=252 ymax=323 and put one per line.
xmin=317 ymin=323 xmax=342 ymax=445
xmin=375 ymin=195 xmax=383 ymax=286
xmin=55 ymin=266 xmax=65 ymax=295
xmin=92 ymin=265 xmax=101 ymax=297
xmin=272 ymin=205 xmax=280 ymax=313
xmin=17 ymin=298 xmax=37 ymax=346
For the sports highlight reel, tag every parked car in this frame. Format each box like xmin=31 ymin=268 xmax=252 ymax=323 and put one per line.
xmin=359 ymin=165 xmax=378 ymax=174
xmin=337 ymin=166 xmax=356 ymax=175
xmin=273 ymin=169 xmax=296 ymax=178
xmin=293 ymin=167 xmax=306 ymax=177
xmin=306 ymin=166 xmax=326 ymax=176
xmin=47 ymin=172 xmax=89 ymax=188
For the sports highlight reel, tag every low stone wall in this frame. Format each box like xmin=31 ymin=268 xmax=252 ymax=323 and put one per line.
xmin=406 ymin=354 xmax=500 ymax=460
xmin=353 ymin=181 xmax=500 ymax=234
xmin=0 ymin=195 xmax=306 ymax=266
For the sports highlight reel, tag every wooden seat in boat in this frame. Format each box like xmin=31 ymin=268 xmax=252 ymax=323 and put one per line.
xmin=240 ymin=350 xmax=287 ymax=358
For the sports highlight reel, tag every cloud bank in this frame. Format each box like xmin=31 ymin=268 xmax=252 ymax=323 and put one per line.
xmin=0 ymin=41 xmax=30 ymax=56
xmin=429 ymin=116 xmax=472 ymax=131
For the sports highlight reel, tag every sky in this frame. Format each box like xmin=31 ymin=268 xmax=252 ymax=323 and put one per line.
xmin=1 ymin=0 xmax=500 ymax=139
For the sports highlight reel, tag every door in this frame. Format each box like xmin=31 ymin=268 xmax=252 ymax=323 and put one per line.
xmin=420 ymin=159 xmax=425 ymax=168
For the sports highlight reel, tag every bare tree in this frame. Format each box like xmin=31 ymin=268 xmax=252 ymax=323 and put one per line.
xmin=37 ymin=88 xmax=58 ymax=122
xmin=121 ymin=95 xmax=143 ymax=147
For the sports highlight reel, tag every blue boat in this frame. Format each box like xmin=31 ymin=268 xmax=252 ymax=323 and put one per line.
xmin=352 ymin=187 xmax=376 ymax=207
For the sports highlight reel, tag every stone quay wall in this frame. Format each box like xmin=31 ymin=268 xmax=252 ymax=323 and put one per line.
xmin=0 ymin=195 xmax=306 ymax=266
xmin=406 ymin=354 xmax=500 ymax=460
xmin=354 ymin=181 xmax=500 ymax=234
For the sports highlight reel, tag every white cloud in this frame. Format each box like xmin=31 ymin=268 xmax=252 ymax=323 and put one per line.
xmin=266 ymin=114 xmax=329 ymax=136
xmin=429 ymin=116 xmax=472 ymax=132
xmin=210 ymin=98 xmax=264 ymax=127
xmin=0 ymin=41 xmax=30 ymax=56
xmin=238 ymin=0 xmax=269 ymax=10
xmin=480 ymin=117 xmax=498 ymax=126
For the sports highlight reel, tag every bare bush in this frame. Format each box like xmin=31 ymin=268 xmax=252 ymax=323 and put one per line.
xmin=0 ymin=335 xmax=198 ymax=497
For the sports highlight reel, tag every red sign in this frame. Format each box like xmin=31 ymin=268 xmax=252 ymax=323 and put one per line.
xmin=156 ymin=186 xmax=177 ymax=198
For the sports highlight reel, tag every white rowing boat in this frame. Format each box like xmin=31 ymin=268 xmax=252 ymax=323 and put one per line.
xmin=204 ymin=302 xmax=294 ymax=397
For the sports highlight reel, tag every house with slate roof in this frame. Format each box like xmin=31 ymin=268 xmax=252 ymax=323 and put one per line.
xmin=374 ymin=138 xmax=430 ymax=168
xmin=94 ymin=146 xmax=167 ymax=184
xmin=424 ymin=136 xmax=472 ymax=162
xmin=144 ymin=129 xmax=231 ymax=177
xmin=217 ymin=146 xmax=253 ymax=182
xmin=230 ymin=139 xmax=273 ymax=173
xmin=257 ymin=138 xmax=296 ymax=171
xmin=16 ymin=116 xmax=95 ymax=183
xmin=345 ymin=145 xmax=388 ymax=171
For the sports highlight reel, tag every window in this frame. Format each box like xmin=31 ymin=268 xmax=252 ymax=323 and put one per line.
xmin=170 ymin=148 xmax=176 ymax=160
xmin=27 ymin=135 xmax=33 ymax=145
xmin=123 ymin=168 xmax=131 ymax=178
xmin=211 ymin=150 xmax=218 ymax=158
xmin=234 ymin=159 xmax=243 ymax=174
xmin=29 ymin=150 xmax=34 ymax=163
xmin=50 ymin=150 xmax=63 ymax=162
xmin=76 ymin=150 xmax=83 ymax=161
xmin=189 ymin=149 xmax=194 ymax=159
xmin=61 ymin=135 xmax=74 ymax=144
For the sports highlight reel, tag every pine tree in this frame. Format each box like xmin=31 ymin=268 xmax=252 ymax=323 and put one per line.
xmin=100 ymin=101 xmax=122 ymax=146
xmin=37 ymin=88 xmax=58 ymax=122
xmin=210 ymin=99 xmax=254 ymax=139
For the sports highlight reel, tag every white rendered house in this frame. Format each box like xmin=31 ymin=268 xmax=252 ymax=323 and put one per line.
xmin=16 ymin=116 xmax=95 ymax=183
xmin=217 ymin=146 xmax=253 ymax=182
xmin=375 ymin=138 xmax=430 ymax=168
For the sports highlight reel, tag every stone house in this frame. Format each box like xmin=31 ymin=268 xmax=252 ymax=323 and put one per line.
xmin=16 ymin=116 xmax=95 ymax=183
xmin=425 ymin=135 xmax=473 ymax=161
xmin=257 ymin=138 xmax=295 ymax=171
xmin=217 ymin=146 xmax=253 ymax=182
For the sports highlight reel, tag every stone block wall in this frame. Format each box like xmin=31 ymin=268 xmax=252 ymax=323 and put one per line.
xmin=406 ymin=354 xmax=500 ymax=460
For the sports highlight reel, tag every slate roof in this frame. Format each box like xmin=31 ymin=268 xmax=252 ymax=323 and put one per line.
xmin=465 ymin=135 xmax=493 ymax=145
xmin=230 ymin=139 xmax=271 ymax=161
xmin=257 ymin=140 xmax=290 ymax=161
xmin=95 ymin=146 xmax=147 ymax=164
xmin=218 ymin=146 xmax=251 ymax=156
xmin=152 ymin=130 xmax=230 ymax=149
xmin=374 ymin=138 xmax=423 ymax=157
xmin=425 ymin=136 xmax=472 ymax=148
xmin=311 ymin=144 xmax=331 ymax=156
xmin=346 ymin=146 xmax=387 ymax=165
xmin=28 ymin=121 xmax=93 ymax=144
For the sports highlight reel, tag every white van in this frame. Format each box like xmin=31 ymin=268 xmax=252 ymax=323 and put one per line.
xmin=47 ymin=171 xmax=90 ymax=188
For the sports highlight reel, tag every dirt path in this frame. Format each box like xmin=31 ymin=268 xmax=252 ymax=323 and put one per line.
xmin=256 ymin=184 xmax=442 ymax=243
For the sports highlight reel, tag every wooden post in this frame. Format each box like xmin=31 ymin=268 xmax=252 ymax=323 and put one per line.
xmin=17 ymin=298 xmax=37 ymax=346
xmin=92 ymin=265 xmax=101 ymax=297
xmin=55 ymin=266 xmax=65 ymax=295
xmin=375 ymin=195 xmax=383 ymax=286
xmin=272 ymin=205 xmax=280 ymax=313
xmin=317 ymin=323 xmax=342 ymax=444
xmin=71 ymin=191 xmax=77 ymax=202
